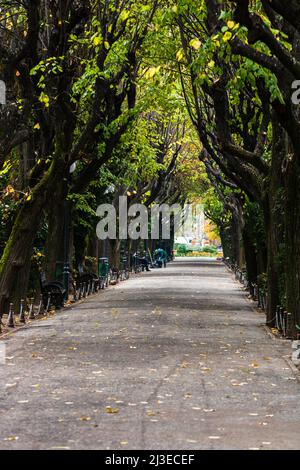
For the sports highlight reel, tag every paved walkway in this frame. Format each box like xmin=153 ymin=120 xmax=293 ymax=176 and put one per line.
xmin=0 ymin=258 xmax=299 ymax=450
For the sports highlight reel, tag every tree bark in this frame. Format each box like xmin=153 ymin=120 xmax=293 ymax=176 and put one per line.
xmin=263 ymin=117 xmax=285 ymax=326
xmin=0 ymin=158 xmax=65 ymax=313
xmin=109 ymin=239 xmax=121 ymax=270
xmin=284 ymin=153 xmax=300 ymax=336
xmin=44 ymin=176 xmax=68 ymax=280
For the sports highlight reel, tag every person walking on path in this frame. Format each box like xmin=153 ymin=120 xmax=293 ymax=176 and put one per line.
xmin=154 ymin=247 xmax=167 ymax=268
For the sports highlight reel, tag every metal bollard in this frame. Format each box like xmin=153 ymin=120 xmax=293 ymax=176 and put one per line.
xmin=45 ymin=293 xmax=51 ymax=314
xmin=28 ymin=298 xmax=35 ymax=320
xmin=257 ymin=287 xmax=261 ymax=309
xmin=73 ymin=286 xmax=78 ymax=302
xmin=286 ymin=313 xmax=293 ymax=339
xmin=275 ymin=305 xmax=281 ymax=331
xmin=282 ymin=311 xmax=288 ymax=337
xmin=36 ymin=294 xmax=45 ymax=316
xmin=7 ymin=303 xmax=15 ymax=328
xmin=19 ymin=299 xmax=26 ymax=324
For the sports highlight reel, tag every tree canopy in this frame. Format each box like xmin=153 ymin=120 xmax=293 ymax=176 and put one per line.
xmin=1 ymin=0 xmax=300 ymax=336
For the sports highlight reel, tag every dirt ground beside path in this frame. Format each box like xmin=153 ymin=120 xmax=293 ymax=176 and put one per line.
xmin=0 ymin=258 xmax=299 ymax=450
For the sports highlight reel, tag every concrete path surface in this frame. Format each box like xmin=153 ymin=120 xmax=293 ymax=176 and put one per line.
xmin=0 ymin=258 xmax=299 ymax=450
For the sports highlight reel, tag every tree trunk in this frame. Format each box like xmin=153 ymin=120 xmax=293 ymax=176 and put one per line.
xmin=44 ymin=178 xmax=68 ymax=280
xmin=0 ymin=159 xmax=64 ymax=313
xmin=109 ymin=239 xmax=121 ymax=270
xmin=243 ymin=227 xmax=257 ymax=288
xmin=263 ymin=117 xmax=285 ymax=327
xmin=284 ymin=154 xmax=300 ymax=336
xmin=230 ymin=199 xmax=244 ymax=267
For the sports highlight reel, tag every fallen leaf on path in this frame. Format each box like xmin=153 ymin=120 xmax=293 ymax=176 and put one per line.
xmin=152 ymin=307 xmax=162 ymax=315
xmin=79 ymin=416 xmax=91 ymax=421
xmin=4 ymin=436 xmax=19 ymax=441
xmin=105 ymin=406 xmax=119 ymax=414
xmin=179 ymin=362 xmax=189 ymax=368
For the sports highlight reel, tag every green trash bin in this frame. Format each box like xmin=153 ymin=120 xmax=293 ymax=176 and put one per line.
xmin=98 ymin=257 xmax=109 ymax=288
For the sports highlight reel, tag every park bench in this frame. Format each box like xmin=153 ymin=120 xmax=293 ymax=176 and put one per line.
xmin=76 ymin=272 xmax=100 ymax=299
xmin=40 ymin=273 xmax=66 ymax=310
xmin=131 ymin=253 xmax=146 ymax=273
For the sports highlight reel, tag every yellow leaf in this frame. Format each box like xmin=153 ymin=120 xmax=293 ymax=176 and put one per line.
xmin=5 ymin=185 xmax=15 ymax=194
xmin=147 ymin=410 xmax=156 ymax=416
xmin=189 ymin=38 xmax=202 ymax=50
xmin=223 ymin=31 xmax=232 ymax=42
xmin=180 ymin=361 xmax=189 ymax=368
xmin=104 ymin=41 xmax=110 ymax=50
xmin=39 ymin=92 xmax=50 ymax=108
xmin=208 ymin=60 xmax=215 ymax=69
xmin=93 ymin=36 xmax=101 ymax=47
xmin=105 ymin=406 xmax=119 ymax=414
xmin=145 ymin=66 xmax=161 ymax=80
xmin=227 ymin=20 xmax=235 ymax=29
xmin=34 ymin=123 xmax=40 ymax=130
xmin=79 ymin=416 xmax=91 ymax=421
xmin=176 ymin=49 xmax=184 ymax=62
xmin=120 ymin=10 xmax=130 ymax=22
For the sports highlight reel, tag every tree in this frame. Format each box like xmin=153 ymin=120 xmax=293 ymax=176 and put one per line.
xmin=0 ymin=0 xmax=160 ymax=311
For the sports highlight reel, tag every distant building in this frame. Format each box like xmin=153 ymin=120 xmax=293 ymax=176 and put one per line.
xmin=175 ymin=204 xmax=204 ymax=245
